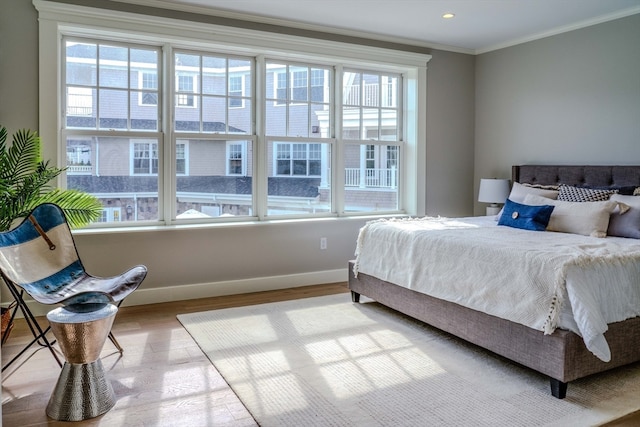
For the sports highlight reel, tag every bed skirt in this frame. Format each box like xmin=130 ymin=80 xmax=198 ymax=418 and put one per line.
xmin=348 ymin=261 xmax=640 ymax=398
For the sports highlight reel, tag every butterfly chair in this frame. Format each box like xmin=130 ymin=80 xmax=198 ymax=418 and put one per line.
xmin=0 ymin=203 xmax=147 ymax=372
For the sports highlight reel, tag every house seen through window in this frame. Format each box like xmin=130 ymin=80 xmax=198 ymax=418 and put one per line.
xmin=60 ymin=28 xmax=416 ymax=224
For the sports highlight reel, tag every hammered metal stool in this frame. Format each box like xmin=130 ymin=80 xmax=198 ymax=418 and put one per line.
xmin=46 ymin=303 xmax=118 ymax=421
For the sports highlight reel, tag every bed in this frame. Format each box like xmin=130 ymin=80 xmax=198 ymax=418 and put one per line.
xmin=348 ymin=165 xmax=640 ymax=399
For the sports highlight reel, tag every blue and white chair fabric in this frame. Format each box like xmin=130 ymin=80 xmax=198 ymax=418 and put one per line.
xmin=0 ymin=203 xmax=147 ymax=371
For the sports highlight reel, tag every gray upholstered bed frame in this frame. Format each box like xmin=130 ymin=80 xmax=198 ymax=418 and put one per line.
xmin=348 ymin=165 xmax=640 ymax=399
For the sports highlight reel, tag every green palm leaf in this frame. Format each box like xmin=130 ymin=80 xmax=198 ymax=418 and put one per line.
xmin=0 ymin=125 xmax=103 ymax=231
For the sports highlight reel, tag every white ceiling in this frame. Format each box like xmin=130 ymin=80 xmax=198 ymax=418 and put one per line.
xmin=115 ymin=0 xmax=640 ymax=54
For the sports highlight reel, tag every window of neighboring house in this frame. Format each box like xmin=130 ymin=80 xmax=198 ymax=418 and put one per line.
xmin=140 ymin=71 xmax=158 ymax=106
xmin=98 ymin=207 xmax=121 ymax=222
xmin=227 ymin=142 xmax=245 ymax=175
xmin=365 ymin=145 xmax=375 ymax=169
xmin=45 ymin=3 xmax=428 ymax=226
xmin=229 ymin=75 xmax=243 ymax=108
xmin=275 ymin=143 xmax=321 ymax=176
xmin=133 ymin=141 xmax=158 ymax=174
xmin=176 ymin=142 xmax=187 ymax=175
xmin=176 ymin=74 xmax=195 ymax=107
xmin=274 ymin=68 xmax=325 ymax=106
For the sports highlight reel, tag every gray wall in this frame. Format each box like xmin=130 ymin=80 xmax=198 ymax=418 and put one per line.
xmin=474 ymin=14 xmax=640 ymax=214
xmin=0 ymin=0 xmax=475 ymax=306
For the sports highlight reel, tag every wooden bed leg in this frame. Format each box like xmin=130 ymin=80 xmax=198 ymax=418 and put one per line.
xmin=351 ymin=291 xmax=360 ymax=303
xmin=550 ymin=378 xmax=567 ymax=399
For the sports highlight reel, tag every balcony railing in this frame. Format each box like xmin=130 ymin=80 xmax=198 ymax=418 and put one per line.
xmin=343 ymin=82 xmax=396 ymax=107
xmin=345 ymin=167 xmax=396 ymax=189
xmin=67 ymin=165 xmax=92 ymax=175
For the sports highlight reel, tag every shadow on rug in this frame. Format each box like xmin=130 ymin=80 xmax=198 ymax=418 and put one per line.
xmin=178 ymin=294 xmax=640 ymax=427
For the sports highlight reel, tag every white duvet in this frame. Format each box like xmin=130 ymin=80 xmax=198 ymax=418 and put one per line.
xmin=353 ymin=216 xmax=640 ymax=362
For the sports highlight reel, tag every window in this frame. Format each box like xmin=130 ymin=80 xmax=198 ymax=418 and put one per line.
xmin=274 ymin=67 xmax=326 ymax=106
xmin=98 ymin=208 xmax=122 ymax=222
xmin=275 ymin=143 xmax=321 ymax=176
xmin=227 ymin=142 xmax=245 ymax=175
xmin=41 ymin=1 xmax=429 ymax=225
xmin=66 ymin=87 xmax=93 ymax=116
xmin=176 ymin=74 xmax=195 ymax=107
xmin=140 ymin=72 xmax=158 ymax=105
xmin=133 ymin=141 xmax=158 ymax=175
xmin=342 ymin=70 xmax=402 ymax=212
xmin=228 ymin=75 xmax=244 ymax=108
xmin=176 ymin=143 xmax=187 ymax=175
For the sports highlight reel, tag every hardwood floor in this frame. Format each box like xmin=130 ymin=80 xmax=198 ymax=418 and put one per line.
xmin=2 ymin=282 xmax=638 ymax=426
xmin=2 ymin=283 xmax=349 ymax=426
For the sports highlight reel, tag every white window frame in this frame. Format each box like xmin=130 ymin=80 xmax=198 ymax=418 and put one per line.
xmin=131 ymin=140 xmax=158 ymax=175
xmin=35 ymin=0 xmax=430 ymax=226
xmin=176 ymin=74 xmax=197 ymax=108
xmin=228 ymin=74 xmax=244 ymax=109
xmin=139 ymin=71 xmax=158 ymax=106
xmin=274 ymin=142 xmax=322 ymax=177
xmin=176 ymin=142 xmax=188 ymax=175
xmin=226 ymin=141 xmax=246 ymax=175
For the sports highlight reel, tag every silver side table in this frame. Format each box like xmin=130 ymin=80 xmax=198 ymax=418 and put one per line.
xmin=45 ymin=303 xmax=118 ymax=421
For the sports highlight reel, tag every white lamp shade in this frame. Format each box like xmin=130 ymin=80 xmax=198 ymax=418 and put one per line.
xmin=478 ymin=178 xmax=510 ymax=204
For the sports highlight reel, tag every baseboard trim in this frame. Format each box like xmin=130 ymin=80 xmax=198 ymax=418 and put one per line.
xmin=4 ymin=268 xmax=348 ymax=317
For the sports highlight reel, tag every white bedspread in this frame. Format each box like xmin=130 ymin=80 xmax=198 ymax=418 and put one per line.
xmin=354 ymin=216 xmax=640 ymax=362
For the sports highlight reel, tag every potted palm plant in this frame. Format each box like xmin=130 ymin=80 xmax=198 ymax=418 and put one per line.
xmin=0 ymin=125 xmax=103 ymax=231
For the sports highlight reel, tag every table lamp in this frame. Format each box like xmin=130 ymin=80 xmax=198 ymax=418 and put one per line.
xmin=478 ymin=178 xmax=510 ymax=216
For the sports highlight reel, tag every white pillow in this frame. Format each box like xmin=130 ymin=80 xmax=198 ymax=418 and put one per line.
xmin=608 ymin=194 xmax=640 ymax=238
xmin=523 ymin=194 xmax=617 ymax=238
xmin=495 ymin=182 xmax=559 ymax=220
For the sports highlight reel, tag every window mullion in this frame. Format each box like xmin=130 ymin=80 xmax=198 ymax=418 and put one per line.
xmin=334 ymin=65 xmax=345 ymax=215
xmin=255 ymin=54 xmax=267 ymax=219
xmin=162 ymin=43 xmax=173 ymax=225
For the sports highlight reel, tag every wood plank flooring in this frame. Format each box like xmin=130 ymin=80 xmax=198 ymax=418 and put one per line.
xmin=1 ymin=282 xmax=638 ymax=426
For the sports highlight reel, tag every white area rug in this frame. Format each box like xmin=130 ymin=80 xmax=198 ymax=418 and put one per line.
xmin=177 ymin=294 xmax=640 ymax=427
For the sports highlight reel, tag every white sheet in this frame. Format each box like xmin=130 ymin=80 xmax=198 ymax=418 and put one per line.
xmin=354 ymin=216 xmax=640 ymax=362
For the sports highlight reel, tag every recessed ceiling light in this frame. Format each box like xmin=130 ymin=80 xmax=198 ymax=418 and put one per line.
xmin=442 ymin=13 xmax=455 ymax=19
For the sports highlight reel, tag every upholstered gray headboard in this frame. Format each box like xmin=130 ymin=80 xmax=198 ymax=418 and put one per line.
xmin=512 ymin=165 xmax=640 ymax=189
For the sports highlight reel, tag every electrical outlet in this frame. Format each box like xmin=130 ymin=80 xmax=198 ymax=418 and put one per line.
xmin=320 ymin=237 xmax=327 ymax=250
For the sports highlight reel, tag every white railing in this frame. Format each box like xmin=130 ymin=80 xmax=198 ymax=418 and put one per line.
xmin=67 ymin=165 xmax=92 ymax=174
xmin=345 ymin=168 xmax=396 ymax=188
xmin=343 ymin=82 xmax=396 ymax=107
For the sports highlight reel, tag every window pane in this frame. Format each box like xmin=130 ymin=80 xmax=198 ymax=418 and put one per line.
xmin=176 ymin=139 xmax=253 ymax=218
xmin=229 ymin=99 xmax=251 ymax=134
xmin=66 ymin=136 xmax=160 ymax=222
xmin=344 ymin=144 xmax=399 ymax=212
xmin=66 ymin=42 xmax=96 ymax=86
xmin=177 ymin=52 xmax=253 ymax=134
xmin=342 ymin=70 xmax=400 ymax=142
xmin=99 ymin=45 xmax=128 ymax=88
xmin=99 ymin=89 xmax=128 ymax=129
xmin=131 ymin=91 xmax=158 ymax=130
xmin=202 ymin=55 xmax=226 ymax=96
xmin=66 ymin=87 xmax=96 ymax=128
xmin=65 ymin=40 xmax=159 ymax=132
xmin=289 ymin=104 xmax=309 ymax=137
xmin=266 ymin=104 xmax=286 ymax=136
xmin=267 ymin=141 xmax=330 ymax=216
xmin=175 ymin=94 xmax=201 ymax=131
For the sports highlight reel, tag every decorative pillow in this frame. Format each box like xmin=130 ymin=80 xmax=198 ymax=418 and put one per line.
xmin=497 ymin=199 xmax=554 ymax=231
xmin=583 ymin=185 xmax=640 ymax=196
xmin=608 ymin=194 xmax=640 ymax=239
xmin=522 ymin=183 xmax=559 ymax=191
xmin=523 ymin=194 xmax=617 ymax=238
xmin=557 ymin=184 xmax=617 ymax=202
xmin=495 ymin=182 xmax=559 ymax=220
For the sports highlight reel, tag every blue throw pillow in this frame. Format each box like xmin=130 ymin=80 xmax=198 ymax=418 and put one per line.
xmin=498 ymin=199 xmax=554 ymax=231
